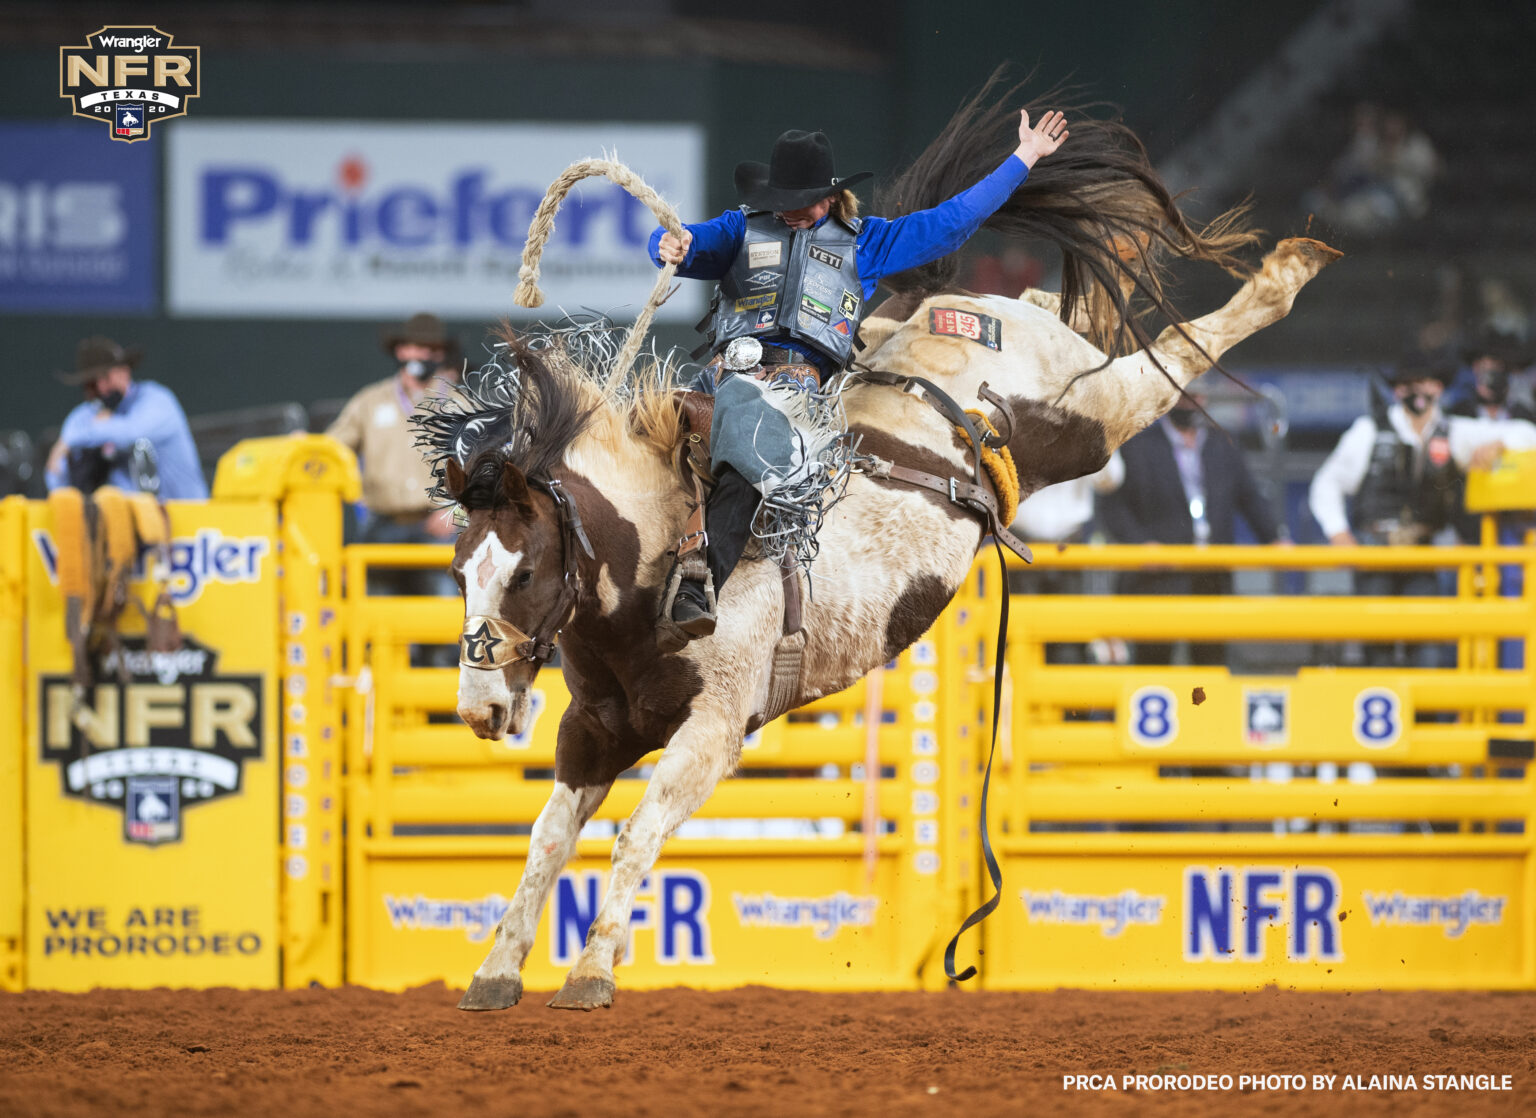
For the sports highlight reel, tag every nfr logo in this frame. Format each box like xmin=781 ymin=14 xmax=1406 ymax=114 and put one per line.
xmin=59 ymin=26 xmax=201 ymax=142
xmin=1183 ymin=866 xmax=1342 ymax=963
xmin=39 ymin=635 xmax=263 ymax=846
xmin=552 ymin=870 xmax=712 ymax=966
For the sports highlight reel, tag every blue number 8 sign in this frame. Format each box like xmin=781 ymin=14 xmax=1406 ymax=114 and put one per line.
xmin=1127 ymin=685 xmax=1179 ymax=747
xmin=1352 ymin=688 xmax=1402 ymax=748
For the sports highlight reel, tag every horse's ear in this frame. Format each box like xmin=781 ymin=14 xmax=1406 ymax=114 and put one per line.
xmin=500 ymin=461 xmax=536 ymax=518
xmin=444 ymin=459 xmax=468 ymax=500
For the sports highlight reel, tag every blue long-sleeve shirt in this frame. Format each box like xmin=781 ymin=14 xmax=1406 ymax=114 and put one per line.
xmin=651 ymin=154 xmax=1030 ymax=300
xmin=47 ymin=380 xmax=209 ymax=500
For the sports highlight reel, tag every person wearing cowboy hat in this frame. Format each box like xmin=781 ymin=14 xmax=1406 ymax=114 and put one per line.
xmin=1446 ymin=329 xmax=1535 ymax=423
xmin=1310 ymin=348 xmax=1536 ymax=667
xmin=45 ymin=335 xmax=207 ymax=500
xmin=327 ymin=312 xmax=463 ymax=559
xmin=649 ymin=110 xmax=1070 ymax=639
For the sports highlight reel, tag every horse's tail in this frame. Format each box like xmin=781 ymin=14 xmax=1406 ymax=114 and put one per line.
xmin=876 ymin=68 xmax=1261 ymax=357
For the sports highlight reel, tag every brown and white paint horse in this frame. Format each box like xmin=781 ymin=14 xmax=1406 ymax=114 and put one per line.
xmin=429 ymin=229 xmax=1338 ymax=1011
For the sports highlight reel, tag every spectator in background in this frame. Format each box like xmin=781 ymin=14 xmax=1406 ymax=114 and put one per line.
xmin=1309 ymin=352 xmax=1536 ymax=666
xmin=45 ymin=336 xmax=207 ymax=500
xmin=1305 ymin=103 xmax=1439 ymax=237
xmin=1446 ymin=330 xmax=1535 ymax=424
xmin=1100 ymin=390 xmax=1281 ymax=665
xmin=327 ymin=312 xmax=462 ymax=566
xmin=1376 ymin=110 xmax=1439 ymax=223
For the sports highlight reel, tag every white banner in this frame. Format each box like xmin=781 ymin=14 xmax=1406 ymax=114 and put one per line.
xmin=167 ymin=120 xmax=705 ymax=320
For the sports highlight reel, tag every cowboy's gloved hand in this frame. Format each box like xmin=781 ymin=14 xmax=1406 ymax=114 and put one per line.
xmin=1015 ymin=109 xmax=1069 ymax=168
xmin=658 ymin=229 xmax=693 ymax=265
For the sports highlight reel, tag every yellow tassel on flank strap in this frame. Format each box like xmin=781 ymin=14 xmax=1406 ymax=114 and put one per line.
xmin=960 ymin=409 xmax=1020 ymax=526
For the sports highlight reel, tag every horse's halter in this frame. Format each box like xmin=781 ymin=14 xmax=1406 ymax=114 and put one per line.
xmin=459 ymin=477 xmax=594 ymax=670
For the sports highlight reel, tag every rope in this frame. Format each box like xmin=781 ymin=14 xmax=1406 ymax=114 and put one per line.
xmin=959 ymin=410 xmax=1020 ymax=525
xmin=515 ymin=157 xmax=686 ymax=386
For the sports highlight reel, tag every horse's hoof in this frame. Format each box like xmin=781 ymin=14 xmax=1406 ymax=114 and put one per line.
xmin=1277 ymin=236 xmax=1344 ymax=266
xmin=457 ymin=973 xmax=523 ymax=1011
xmin=546 ymin=975 xmax=614 ymax=1011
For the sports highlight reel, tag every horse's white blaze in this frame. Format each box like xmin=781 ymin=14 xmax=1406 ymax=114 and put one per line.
xmin=455 ymin=534 xmax=524 ymax=738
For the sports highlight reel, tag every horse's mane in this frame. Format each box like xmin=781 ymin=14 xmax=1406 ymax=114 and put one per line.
xmin=876 ymin=67 xmax=1260 ymax=359
xmin=412 ymin=321 xmax=689 ymax=511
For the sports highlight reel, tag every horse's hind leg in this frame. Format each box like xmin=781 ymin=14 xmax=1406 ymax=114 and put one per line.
xmin=458 ymin=778 xmax=612 ymax=1010
xmin=547 ymin=709 xmax=739 ymax=1010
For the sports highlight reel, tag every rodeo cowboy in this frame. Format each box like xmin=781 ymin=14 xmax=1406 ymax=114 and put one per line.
xmin=651 ymin=109 xmax=1069 ymax=641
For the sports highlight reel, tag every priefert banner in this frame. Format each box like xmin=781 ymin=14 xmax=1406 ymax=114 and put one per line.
xmin=167 ymin=120 xmax=704 ymax=320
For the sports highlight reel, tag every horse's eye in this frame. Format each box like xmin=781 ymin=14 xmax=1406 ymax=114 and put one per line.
xmin=516 ymin=570 xmax=533 ymax=589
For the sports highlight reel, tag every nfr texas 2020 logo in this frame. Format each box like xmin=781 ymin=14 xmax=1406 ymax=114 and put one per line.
xmin=39 ymin=636 xmax=263 ymax=846
xmin=59 ymin=26 xmax=200 ymax=143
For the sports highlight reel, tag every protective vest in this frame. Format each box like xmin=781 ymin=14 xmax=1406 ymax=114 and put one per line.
xmin=1354 ymin=413 xmax=1462 ymax=537
xmin=705 ymin=211 xmax=865 ymax=368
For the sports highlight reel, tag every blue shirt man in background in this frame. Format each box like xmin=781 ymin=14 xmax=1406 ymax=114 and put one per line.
xmin=649 ymin=109 xmax=1069 ymax=640
xmin=45 ymin=336 xmax=208 ymax=500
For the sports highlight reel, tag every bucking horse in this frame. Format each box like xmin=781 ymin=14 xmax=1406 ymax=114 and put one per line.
xmin=414 ymin=77 xmax=1339 ymax=1011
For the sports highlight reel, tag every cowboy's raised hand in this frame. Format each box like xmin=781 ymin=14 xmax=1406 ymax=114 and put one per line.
xmin=1015 ymin=109 xmax=1069 ymax=168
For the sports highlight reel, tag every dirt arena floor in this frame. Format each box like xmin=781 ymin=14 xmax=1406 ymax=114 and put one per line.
xmin=2 ymin=985 xmax=1534 ymax=1117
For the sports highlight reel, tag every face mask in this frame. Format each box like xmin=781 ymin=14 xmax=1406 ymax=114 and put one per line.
xmin=1168 ymin=407 xmax=1201 ymax=431
xmin=402 ymin=358 xmax=440 ymax=380
xmin=1480 ymin=369 xmax=1510 ymax=405
xmin=1402 ymin=392 xmax=1433 ymax=416
xmin=98 ymin=389 xmax=125 ymax=411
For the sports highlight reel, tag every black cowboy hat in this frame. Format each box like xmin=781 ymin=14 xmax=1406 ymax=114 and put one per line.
xmin=1460 ymin=327 xmax=1530 ymax=369
xmin=381 ymin=312 xmax=458 ymax=356
xmin=1389 ymin=348 xmax=1457 ymax=387
xmin=55 ymin=335 xmax=143 ymax=386
xmin=734 ymin=130 xmax=872 ymax=212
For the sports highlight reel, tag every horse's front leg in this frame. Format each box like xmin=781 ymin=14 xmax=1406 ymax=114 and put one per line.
xmin=547 ymin=707 xmax=740 ymax=1010
xmin=458 ymin=777 xmax=612 ymax=1010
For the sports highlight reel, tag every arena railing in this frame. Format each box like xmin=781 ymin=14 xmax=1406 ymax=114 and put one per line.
xmin=969 ymin=456 xmax=1536 ymax=990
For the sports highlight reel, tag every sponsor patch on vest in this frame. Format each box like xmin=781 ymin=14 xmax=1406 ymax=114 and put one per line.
xmin=747 ymin=241 xmax=782 ymax=268
xmin=745 ymin=269 xmax=781 ymax=289
xmin=832 ymin=318 xmax=852 ymax=337
xmin=929 ymin=307 xmax=1002 ymax=350
xmin=839 ymin=289 xmax=860 ymax=317
xmin=799 ymin=294 xmax=831 ymax=325
xmin=754 ymin=308 xmax=776 ymax=330
xmin=733 ymin=291 xmax=776 ymax=313
xmin=807 ymin=244 xmax=843 ymax=270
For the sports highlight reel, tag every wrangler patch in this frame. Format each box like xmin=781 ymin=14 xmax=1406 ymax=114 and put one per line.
xmin=929 ymin=307 xmax=1002 ymax=350
xmin=807 ymin=244 xmax=843 ymax=270
xmin=733 ymin=291 xmax=776 ymax=313
xmin=747 ymin=241 xmax=782 ymax=268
